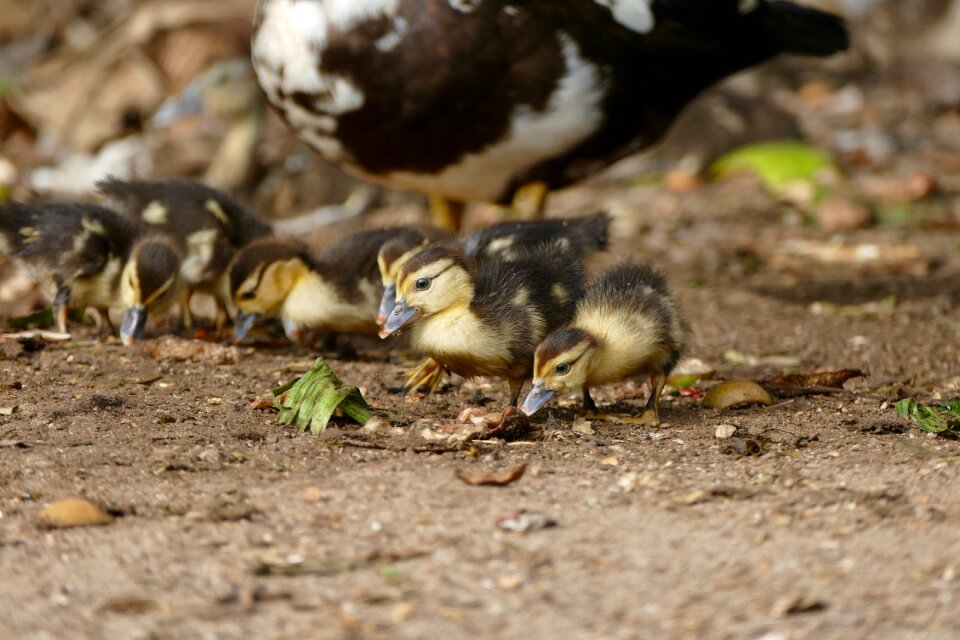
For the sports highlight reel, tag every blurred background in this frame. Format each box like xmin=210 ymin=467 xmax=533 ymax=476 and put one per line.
xmin=2 ymin=0 xmax=960 ymax=317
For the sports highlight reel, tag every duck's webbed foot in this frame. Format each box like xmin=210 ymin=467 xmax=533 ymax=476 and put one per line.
xmin=429 ymin=196 xmax=465 ymax=232
xmin=510 ymin=181 xmax=548 ymax=221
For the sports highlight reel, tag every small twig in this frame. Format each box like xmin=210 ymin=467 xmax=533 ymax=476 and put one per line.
xmin=335 ymin=437 xmax=463 ymax=454
xmin=763 ymin=398 xmax=796 ymax=411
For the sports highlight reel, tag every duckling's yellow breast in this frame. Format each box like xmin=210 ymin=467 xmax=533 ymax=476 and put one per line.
xmin=412 ymin=306 xmax=513 ymax=378
xmin=283 ymin=272 xmax=379 ymax=334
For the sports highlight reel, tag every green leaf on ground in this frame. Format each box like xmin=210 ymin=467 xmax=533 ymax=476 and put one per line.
xmin=709 ymin=140 xmax=834 ymax=192
xmin=273 ymin=357 xmax=372 ymax=434
xmin=895 ymin=397 xmax=960 ymax=437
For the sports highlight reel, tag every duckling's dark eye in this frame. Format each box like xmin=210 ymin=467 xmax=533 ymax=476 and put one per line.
xmin=240 ymin=289 xmax=257 ymax=300
xmin=415 ymin=277 xmax=431 ymax=291
xmin=555 ymin=363 xmax=571 ymax=375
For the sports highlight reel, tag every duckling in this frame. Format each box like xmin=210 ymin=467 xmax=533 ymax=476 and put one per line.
xmin=0 ymin=201 xmax=182 ymax=343
xmin=97 ymin=178 xmax=272 ymax=332
xmin=376 ymin=212 xmax=610 ymax=325
xmin=520 ymin=263 xmax=686 ymax=426
xmin=380 ymin=243 xmax=585 ymax=406
xmin=229 ymin=228 xmax=409 ymax=342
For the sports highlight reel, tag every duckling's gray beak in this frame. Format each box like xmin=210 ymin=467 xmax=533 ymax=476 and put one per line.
xmin=520 ymin=381 xmax=555 ymax=416
xmin=379 ymin=298 xmax=417 ymax=338
xmin=120 ymin=305 xmax=147 ymax=346
xmin=375 ymin=283 xmax=397 ymax=325
xmin=232 ymin=311 xmax=258 ymax=342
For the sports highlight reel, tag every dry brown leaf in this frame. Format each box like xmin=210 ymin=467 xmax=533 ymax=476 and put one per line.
xmin=703 ymin=381 xmax=773 ymax=410
xmin=773 ymin=595 xmax=829 ymax=617
xmin=37 ymin=498 xmax=114 ymax=528
xmin=455 ymin=463 xmax=527 ymax=487
xmin=764 ymin=369 xmax=865 ymax=390
xmin=770 ymin=239 xmax=926 ymax=274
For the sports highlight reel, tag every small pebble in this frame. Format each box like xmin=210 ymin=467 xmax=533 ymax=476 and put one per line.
xmin=715 ymin=424 xmax=738 ymax=439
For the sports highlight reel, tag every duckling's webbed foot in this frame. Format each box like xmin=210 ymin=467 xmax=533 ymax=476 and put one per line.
xmin=401 ymin=357 xmax=446 ymax=394
xmin=638 ymin=372 xmax=667 ymax=427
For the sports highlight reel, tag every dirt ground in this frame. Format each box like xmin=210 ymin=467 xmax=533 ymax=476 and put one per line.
xmin=3 ymin=4 xmax=960 ymax=636
xmin=2 ymin=161 xmax=960 ymax=639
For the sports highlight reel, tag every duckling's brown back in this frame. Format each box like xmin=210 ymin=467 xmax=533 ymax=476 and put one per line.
xmin=0 ymin=201 xmax=41 ymax=255
xmin=462 ymin=212 xmax=610 ymax=262
xmin=315 ymin=228 xmax=424 ymax=303
xmin=12 ymin=202 xmax=147 ymax=309
xmin=97 ymin=178 xmax=271 ymax=247
xmin=577 ymin=262 xmax=685 ymax=370
xmin=473 ymin=242 xmax=586 ymax=368
xmin=17 ymin=203 xmax=142 ymax=272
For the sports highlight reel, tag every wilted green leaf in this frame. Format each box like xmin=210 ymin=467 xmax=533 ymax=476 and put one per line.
xmin=896 ymin=397 xmax=960 ymax=437
xmin=709 ymin=140 xmax=834 ymax=192
xmin=274 ymin=357 xmax=372 ymax=434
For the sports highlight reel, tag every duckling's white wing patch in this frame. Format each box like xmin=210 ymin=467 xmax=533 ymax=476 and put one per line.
xmin=380 ymin=33 xmax=606 ymax=201
xmin=141 ymin=201 xmax=169 ymax=226
xmin=182 ymin=229 xmax=219 ymax=285
xmin=204 ymin=199 xmax=230 ymax=226
xmin=592 ymin=0 xmax=655 ymax=34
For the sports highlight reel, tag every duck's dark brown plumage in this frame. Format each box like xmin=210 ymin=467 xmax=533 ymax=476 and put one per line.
xmin=252 ymin=0 xmax=848 ymax=205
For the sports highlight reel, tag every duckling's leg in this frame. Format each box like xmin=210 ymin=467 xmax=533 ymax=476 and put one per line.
xmin=582 ymin=385 xmax=597 ymax=414
xmin=179 ymin=286 xmax=194 ymax=332
xmin=401 ymin=357 xmax=446 ymax=394
xmin=508 ymin=378 xmax=525 ymax=407
xmin=52 ymin=286 xmax=70 ymax=334
xmin=214 ymin=299 xmax=231 ymax=336
xmin=636 ymin=372 xmax=667 ymax=427
xmin=511 ymin=181 xmax=549 ymax=221
xmin=91 ymin=307 xmax=115 ymax=335
xmin=429 ymin=196 xmax=465 ymax=231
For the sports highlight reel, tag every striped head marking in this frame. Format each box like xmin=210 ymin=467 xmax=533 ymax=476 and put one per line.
xmin=395 ymin=246 xmax=472 ymax=317
xmin=123 ymin=238 xmax=181 ymax=310
xmin=532 ymin=327 xmax=598 ymax=393
xmin=230 ymin=240 xmax=309 ymax=314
